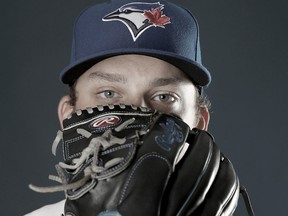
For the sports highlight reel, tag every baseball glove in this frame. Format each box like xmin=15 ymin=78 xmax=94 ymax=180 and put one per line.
xmin=30 ymin=104 xmax=243 ymax=216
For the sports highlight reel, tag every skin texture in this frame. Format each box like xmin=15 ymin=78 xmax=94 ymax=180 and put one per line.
xmin=58 ymin=54 xmax=209 ymax=130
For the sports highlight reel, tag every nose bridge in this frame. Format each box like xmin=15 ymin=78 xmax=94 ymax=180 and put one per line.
xmin=125 ymin=94 xmax=149 ymax=108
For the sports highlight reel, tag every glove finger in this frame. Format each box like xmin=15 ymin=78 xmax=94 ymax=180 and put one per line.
xmin=117 ymin=113 xmax=191 ymax=216
xmin=192 ymin=154 xmax=240 ymax=216
xmin=161 ymin=129 xmax=221 ymax=216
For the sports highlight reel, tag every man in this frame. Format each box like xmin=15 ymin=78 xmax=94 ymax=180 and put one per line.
xmin=26 ymin=0 xmax=245 ymax=215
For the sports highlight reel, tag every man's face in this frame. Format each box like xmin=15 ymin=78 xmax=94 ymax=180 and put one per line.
xmin=68 ymin=54 xmax=206 ymax=129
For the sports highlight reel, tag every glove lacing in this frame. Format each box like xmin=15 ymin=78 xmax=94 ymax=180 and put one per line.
xmin=29 ymin=118 xmax=146 ymax=194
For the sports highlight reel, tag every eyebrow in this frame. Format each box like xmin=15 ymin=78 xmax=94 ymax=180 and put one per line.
xmin=88 ymin=71 xmax=183 ymax=87
xmin=88 ymin=71 xmax=127 ymax=83
xmin=149 ymin=77 xmax=182 ymax=87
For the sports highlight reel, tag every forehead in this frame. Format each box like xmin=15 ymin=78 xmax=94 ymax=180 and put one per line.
xmin=78 ymin=54 xmax=193 ymax=83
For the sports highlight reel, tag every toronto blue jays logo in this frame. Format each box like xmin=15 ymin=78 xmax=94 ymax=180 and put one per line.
xmin=102 ymin=2 xmax=171 ymax=41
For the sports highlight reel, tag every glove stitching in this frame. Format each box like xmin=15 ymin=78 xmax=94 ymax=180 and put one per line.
xmin=101 ymin=143 xmax=133 ymax=155
xmin=64 ymin=111 xmax=152 ymax=129
xmin=64 ymin=136 xmax=85 ymax=160
xmin=96 ymin=143 xmax=135 ymax=180
xmin=118 ymin=152 xmax=172 ymax=205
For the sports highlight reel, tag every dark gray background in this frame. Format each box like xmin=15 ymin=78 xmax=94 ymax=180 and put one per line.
xmin=1 ymin=0 xmax=287 ymax=215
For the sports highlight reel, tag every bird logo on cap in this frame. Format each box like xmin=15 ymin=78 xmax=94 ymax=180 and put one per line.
xmin=102 ymin=2 xmax=171 ymax=42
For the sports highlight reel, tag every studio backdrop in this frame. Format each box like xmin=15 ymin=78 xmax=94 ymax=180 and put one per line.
xmin=1 ymin=0 xmax=287 ymax=215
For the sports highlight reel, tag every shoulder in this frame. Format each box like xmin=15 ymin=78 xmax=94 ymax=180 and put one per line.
xmin=24 ymin=199 xmax=65 ymax=216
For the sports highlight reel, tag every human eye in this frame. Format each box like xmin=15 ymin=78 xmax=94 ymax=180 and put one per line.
xmin=150 ymin=92 xmax=180 ymax=114
xmin=96 ymin=89 xmax=121 ymax=101
xmin=99 ymin=90 xmax=116 ymax=98
xmin=152 ymin=93 xmax=177 ymax=103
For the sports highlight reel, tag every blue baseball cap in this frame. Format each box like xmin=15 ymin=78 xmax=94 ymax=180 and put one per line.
xmin=60 ymin=0 xmax=211 ymax=88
